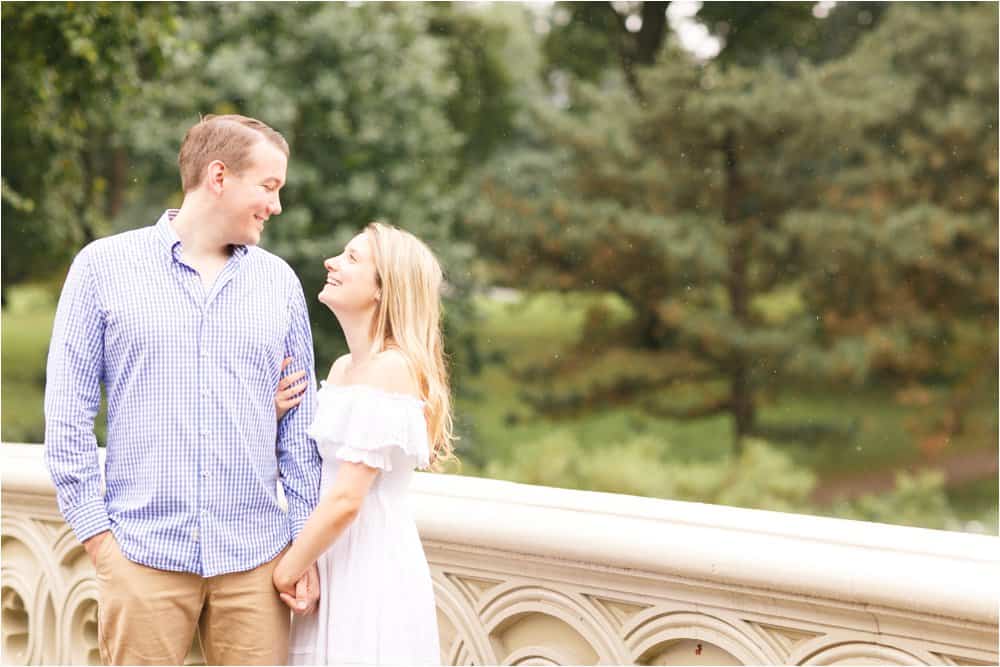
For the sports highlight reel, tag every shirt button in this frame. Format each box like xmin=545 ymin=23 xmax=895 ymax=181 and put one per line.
xmin=201 ymin=470 xmax=210 ymax=478
xmin=191 ymin=528 xmax=199 ymax=541
xmin=200 ymin=350 xmax=208 ymax=358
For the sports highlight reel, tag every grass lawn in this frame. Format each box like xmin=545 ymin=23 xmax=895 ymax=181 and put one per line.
xmin=2 ymin=285 xmax=106 ymax=444
xmin=757 ymin=383 xmax=998 ymax=475
xmin=2 ymin=286 xmax=56 ymax=443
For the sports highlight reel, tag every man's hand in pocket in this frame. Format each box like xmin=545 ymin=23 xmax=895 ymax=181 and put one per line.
xmin=83 ymin=531 xmax=111 ymax=568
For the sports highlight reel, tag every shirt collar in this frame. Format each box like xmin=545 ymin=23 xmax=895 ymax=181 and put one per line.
xmin=155 ymin=209 xmax=182 ymax=256
xmin=154 ymin=209 xmax=250 ymax=261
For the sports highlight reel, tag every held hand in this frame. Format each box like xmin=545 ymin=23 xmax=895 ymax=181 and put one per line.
xmin=272 ymin=554 xmax=297 ymax=594
xmin=83 ymin=531 xmax=111 ymax=568
xmin=276 ymin=356 xmax=308 ymax=421
xmin=278 ymin=562 xmax=320 ymax=616
xmin=303 ymin=562 xmax=321 ymax=613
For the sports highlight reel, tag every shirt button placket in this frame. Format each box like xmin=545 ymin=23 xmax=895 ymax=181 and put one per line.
xmin=197 ymin=308 xmax=209 ymax=559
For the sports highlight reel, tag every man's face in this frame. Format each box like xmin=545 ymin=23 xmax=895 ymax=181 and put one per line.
xmin=219 ymin=139 xmax=287 ymax=246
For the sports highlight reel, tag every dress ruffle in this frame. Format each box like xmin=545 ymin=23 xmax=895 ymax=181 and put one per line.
xmin=307 ymin=382 xmax=431 ymax=472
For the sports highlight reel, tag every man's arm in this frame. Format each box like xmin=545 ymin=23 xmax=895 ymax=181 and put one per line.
xmin=43 ymin=246 xmax=110 ymax=551
xmin=276 ymin=278 xmax=322 ymax=540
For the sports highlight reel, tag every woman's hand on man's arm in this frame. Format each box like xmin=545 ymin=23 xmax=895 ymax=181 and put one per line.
xmin=276 ymin=356 xmax=308 ymax=421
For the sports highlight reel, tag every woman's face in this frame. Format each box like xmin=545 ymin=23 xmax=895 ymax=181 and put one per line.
xmin=319 ymin=232 xmax=380 ymax=311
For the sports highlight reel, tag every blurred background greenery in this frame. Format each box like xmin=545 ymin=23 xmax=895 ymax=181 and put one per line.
xmin=3 ymin=1 xmax=997 ymax=534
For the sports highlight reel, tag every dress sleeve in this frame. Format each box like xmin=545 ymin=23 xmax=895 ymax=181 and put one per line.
xmin=308 ymin=386 xmax=431 ymax=472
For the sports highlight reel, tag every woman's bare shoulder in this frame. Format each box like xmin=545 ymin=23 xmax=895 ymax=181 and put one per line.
xmin=362 ymin=349 xmax=420 ymax=398
xmin=326 ymin=354 xmax=351 ymax=384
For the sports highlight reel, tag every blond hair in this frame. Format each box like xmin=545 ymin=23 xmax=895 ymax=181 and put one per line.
xmin=178 ymin=114 xmax=289 ymax=192
xmin=365 ymin=222 xmax=457 ymax=469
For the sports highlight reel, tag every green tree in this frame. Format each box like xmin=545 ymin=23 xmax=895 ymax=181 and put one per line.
xmin=786 ymin=3 xmax=999 ymax=448
xmin=1 ymin=1 xmax=181 ymax=305
xmin=469 ymin=47 xmax=903 ymax=450
xmin=468 ymin=3 xmax=995 ymax=452
xmin=542 ymin=1 xmax=669 ymax=98
xmin=694 ymin=2 xmax=888 ymax=67
xmin=540 ymin=2 xmax=885 ymax=99
xmin=428 ymin=3 xmax=520 ymax=167
xmin=5 ymin=2 xmax=489 ymax=370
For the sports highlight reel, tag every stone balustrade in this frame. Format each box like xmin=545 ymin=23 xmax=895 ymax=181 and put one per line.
xmin=3 ymin=442 xmax=998 ymax=665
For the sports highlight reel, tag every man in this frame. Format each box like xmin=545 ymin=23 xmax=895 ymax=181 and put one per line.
xmin=44 ymin=114 xmax=321 ymax=665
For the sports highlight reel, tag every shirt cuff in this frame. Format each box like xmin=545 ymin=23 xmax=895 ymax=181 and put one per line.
xmin=64 ymin=498 xmax=110 ymax=543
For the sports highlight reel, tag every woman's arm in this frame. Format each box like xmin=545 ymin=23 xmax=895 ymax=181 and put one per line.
xmin=272 ymin=460 xmax=380 ymax=592
xmin=272 ymin=349 xmax=420 ymax=595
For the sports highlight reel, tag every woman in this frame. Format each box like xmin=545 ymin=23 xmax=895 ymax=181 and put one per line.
xmin=271 ymin=222 xmax=455 ymax=665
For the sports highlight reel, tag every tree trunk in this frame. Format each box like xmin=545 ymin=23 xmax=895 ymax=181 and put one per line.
xmin=604 ymin=1 xmax=669 ymax=101
xmin=722 ymin=130 xmax=755 ymax=454
xmin=633 ymin=307 xmax=665 ymax=349
xmin=635 ymin=2 xmax=669 ymax=64
xmin=80 ymin=149 xmax=97 ymax=244
xmin=106 ymin=145 xmax=128 ymax=219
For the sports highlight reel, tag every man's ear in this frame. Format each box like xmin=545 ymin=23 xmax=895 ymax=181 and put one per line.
xmin=205 ymin=160 xmax=227 ymax=196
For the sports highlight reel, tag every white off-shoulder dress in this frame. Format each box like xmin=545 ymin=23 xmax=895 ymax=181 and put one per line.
xmin=288 ymin=382 xmax=441 ymax=666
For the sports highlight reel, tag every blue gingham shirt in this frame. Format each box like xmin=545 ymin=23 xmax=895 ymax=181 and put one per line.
xmin=44 ymin=210 xmax=322 ymax=577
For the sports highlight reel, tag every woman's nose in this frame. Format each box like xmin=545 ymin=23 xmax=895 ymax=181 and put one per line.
xmin=324 ymin=257 xmax=337 ymax=272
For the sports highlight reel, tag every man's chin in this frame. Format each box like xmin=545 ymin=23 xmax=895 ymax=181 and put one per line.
xmin=241 ymin=231 xmax=262 ymax=247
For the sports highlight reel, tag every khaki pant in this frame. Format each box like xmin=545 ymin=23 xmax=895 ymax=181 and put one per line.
xmin=95 ymin=535 xmax=290 ymax=665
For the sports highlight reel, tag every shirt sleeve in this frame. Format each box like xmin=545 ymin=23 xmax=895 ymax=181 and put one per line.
xmin=43 ymin=245 xmax=110 ymax=543
xmin=276 ymin=276 xmax=322 ymax=541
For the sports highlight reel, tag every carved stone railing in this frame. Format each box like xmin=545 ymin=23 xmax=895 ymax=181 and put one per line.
xmin=3 ymin=442 xmax=998 ymax=665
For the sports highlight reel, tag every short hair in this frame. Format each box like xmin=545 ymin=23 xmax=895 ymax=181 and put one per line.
xmin=177 ymin=114 xmax=290 ymax=192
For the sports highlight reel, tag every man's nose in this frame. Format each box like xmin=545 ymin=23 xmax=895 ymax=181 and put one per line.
xmin=271 ymin=194 xmax=282 ymax=216
xmin=324 ymin=257 xmax=337 ymax=272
